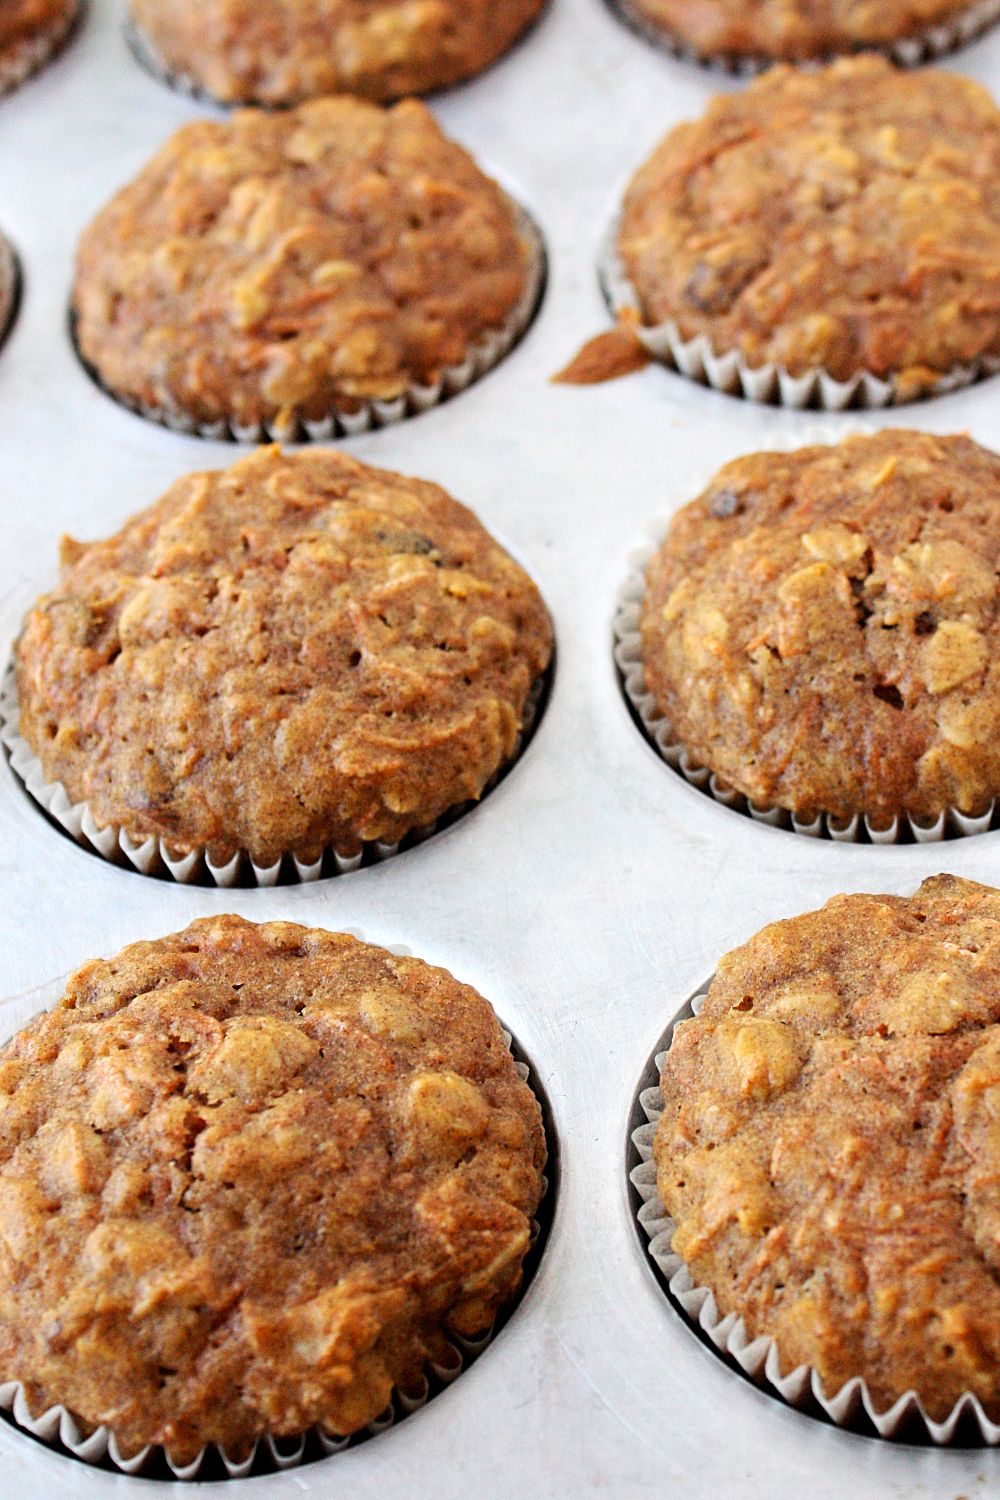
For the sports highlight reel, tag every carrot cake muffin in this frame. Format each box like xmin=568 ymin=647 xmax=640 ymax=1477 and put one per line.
xmin=619 ymin=0 xmax=994 ymax=64
xmin=71 ymin=97 xmax=537 ymax=436
xmin=617 ymin=58 xmax=1000 ymax=399
xmin=655 ymin=874 xmax=1000 ymax=1421
xmin=13 ymin=446 xmax=553 ymax=867
xmin=0 ymin=0 xmax=78 ymax=96
xmin=0 ymin=914 xmax=546 ymax=1462
xmin=639 ymin=430 xmax=1000 ymax=828
xmin=128 ymin=0 xmax=544 ymax=106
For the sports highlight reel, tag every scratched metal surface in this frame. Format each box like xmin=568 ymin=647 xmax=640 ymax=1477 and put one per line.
xmin=1 ymin=1 xmax=1000 ymax=1495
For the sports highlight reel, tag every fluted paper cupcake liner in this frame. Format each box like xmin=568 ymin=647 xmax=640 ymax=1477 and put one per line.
xmin=0 ymin=964 xmax=553 ymax=1480
xmin=600 ymin=215 xmax=1000 ymax=409
xmin=0 ymin=665 xmax=549 ymax=885
xmin=613 ymin=429 xmax=1000 ymax=844
xmin=0 ymin=235 xmax=20 ymax=350
xmin=71 ymin=198 xmax=546 ymax=443
xmin=605 ymin=0 xmax=1000 ymax=75
xmin=627 ymin=983 xmax=1000 ymax=1444
xmin=0 ymin=0 xmax=80 ymax=98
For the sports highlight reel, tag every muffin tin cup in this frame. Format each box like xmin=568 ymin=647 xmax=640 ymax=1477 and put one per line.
xmin=0 ymin=0 xmax=80 ymax=98
xmin=613 ymin=427 xmax=999 ymax=845
xmin=0 ymin=665 xmax=549 ymax=885
xmin=0 ymin=235 xmax=20 ymax=351
xmin=628 ymin=983 xmax=1000 ymax=1445
xmin=0 ymin=960 xmax=552 ymax=1481
xmin=70 ymin=198 xmax=546 ymax=444
xmin=605 ymin=0 xmax=1000 ymax=75
xmin=599 ymin=216 xmax=1000 ymax=409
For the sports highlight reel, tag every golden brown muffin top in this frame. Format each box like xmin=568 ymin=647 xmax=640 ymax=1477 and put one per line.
xmin=655 ymin=874 xmax=1000 ymax=1421
xmin=15 ymin=446 xmax=552 ymax=865
xmin=0 ymin=915 xmax=546 ymax=1462
xmin=618 ymin=58 xmax=1000 ymax=390
xmin=72 ymin=97 xmax=530 ymax=430
xmin=621 ymin=0 xmax=984 ymax=61
xmin=130 ymin=0 xmax=545 ymax=106
xmin=640 ymin=430 xmax=1000 ymax=827
xmin=0 ymin=0 xmax=73 ymax=53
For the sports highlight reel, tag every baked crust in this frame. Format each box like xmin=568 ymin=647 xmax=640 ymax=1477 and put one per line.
xmin=618 ymin=58 xmax=1000 ymax=391
xmin=622 ymin=0 xmax=985 ymax=60
xmin=0 ymin=915 xmax=546 ymax=1462
xmin=14 ymin=446 xmax=553 ymax=865
xmin=640 ymin=430 xmax=1000 ymax=827
xmin=0 ymin=0 xmax=74 ymax=58
xmin=655 ymin=874 xmax=1000 ymax=1421
xmin=129 ymin=0 xmax=544 ymax=105
xmin=72 ymin=97 xmax=530 ymax=430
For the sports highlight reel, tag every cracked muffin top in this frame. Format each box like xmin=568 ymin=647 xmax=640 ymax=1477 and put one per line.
xmin=129 ymin=0 xmax=545 ymax=105
xmin=640 ymin=430 xmax=1000 ymax=827
xmin=14 ymin=446 xmax=552 ymax=866
xmin=0 ymin=915 xmax=546 ymax=1462
xmin=620 ymin=0 xmax=989 ymax=62
xmin=0 ymin=0 xmax=75 ymax=59
xmin=617 ymin=59 xmax=1000 ymax=394
xmin=655 ymin=874 xmax=1000 ymax=1421
xmin=72 ymin=97 xmax=532 ymax=433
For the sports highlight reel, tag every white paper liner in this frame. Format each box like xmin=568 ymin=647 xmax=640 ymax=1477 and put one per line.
xmin=0 ymin=959 xmax=552 ymax=1480
xmin=0 ymin=665 xmax=548 ymax=885
xmin=600 ymin=214 xmax=1000 ymax=409
xmin=606 ymin=0 xmax=1000 ymax=74
xmin=612 ymin=424 xmax=1000 ymax=844
xmin=0 ymin=235 xmax=19 ymax=350
xmin=71 ymin=198 xmax=546 ymax=443
xmin=628 ymin=983 xmax=1000 ymax=1445
xmin=0 ymin=0 xmax=80 ymax=98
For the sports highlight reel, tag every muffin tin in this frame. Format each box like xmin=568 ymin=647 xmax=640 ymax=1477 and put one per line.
xmin=2 ymin=1 xmax=1000 ymax=1497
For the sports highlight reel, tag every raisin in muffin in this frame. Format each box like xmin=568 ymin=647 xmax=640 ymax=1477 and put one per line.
xmin=13 ymin=446 xmax=553 ymax=867
xmin=72 ymin=97 xmax=537 ymax=437
xmin=639 ymin=430 xmax=1000 ymax=829
xmin=0 ymin=0 xmax=78 ymax=96
xmin=617 ymin=58 xmax=1000 ymax=400
xmin=129 ymin=0 xmax=544 ymax=106
xmin=655 ymin=874 xmax=1000 ymax=1421
xmin=0 ymin=915 xmax=546 ymax=1463
xmin=620 ymin=0 xmax=993 ymax=64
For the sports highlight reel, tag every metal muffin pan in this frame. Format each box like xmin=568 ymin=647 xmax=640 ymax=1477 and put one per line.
xmin=2 ymin=2 xmax=1000 ymax=1497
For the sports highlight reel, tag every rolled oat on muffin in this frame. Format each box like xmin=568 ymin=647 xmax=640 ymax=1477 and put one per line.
xmin=617 ymin=0 xmax=997 ymax=65
xmin=0 ymin=0 xmax=78 ymax=96
xmin=0 ymin=914 xmax=546 ymax=1464
xmin=639 ymin=430 xmax=1000 ymax=829
xmin=654 ymin=874 xmax=1000 ymax=1423
xmin=72 ymin=97 xmax=538 ymax=438
xmin=616 ymin=58 xmax=1000 ymax=401
xmin=13 ymin=446 xmax=553 ymax=868
xmin=129 ymin=0 xmax=544 ymax=106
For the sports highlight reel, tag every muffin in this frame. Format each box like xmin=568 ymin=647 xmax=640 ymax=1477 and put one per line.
xmin=616 ymin=0 xmax=996 ymax=65
xmin=0 ymin=914 xmax=546 ymax=1465
xmin=128 ymin=0 xmax=545 ymax=106
xmin=12 ymin=446 xmax=553 ymax=871
xmin=616 ymin=58 xmax=1000 ymax=402
xmin=0 ymin=0 xmax=78 ymax=97
xmin=637 ymin=430 xmax=1000 ymax=831
xmin=652 ymin=874 xmax=1000 ymax=1424
xmin=71 ymin=97 xmax=541 ymax=439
